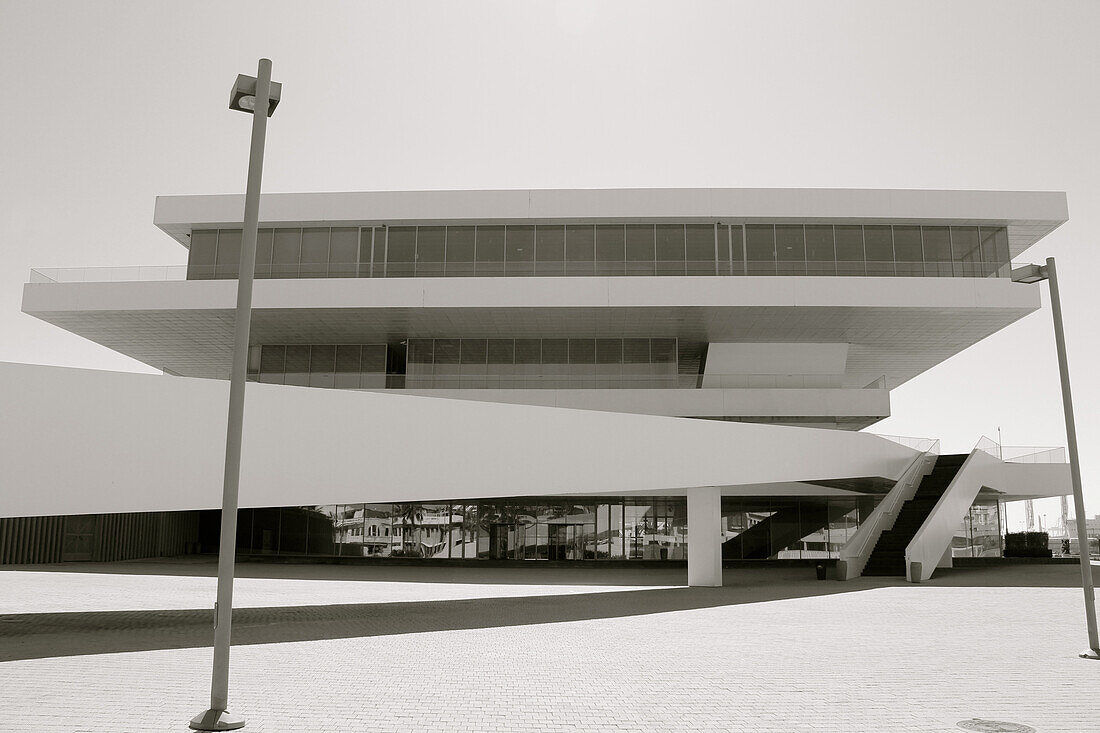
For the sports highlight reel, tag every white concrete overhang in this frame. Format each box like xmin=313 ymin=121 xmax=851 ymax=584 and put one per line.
xmin=0 ymin=362 xmax=919 ymax=518
xmin=22 ymin=274 xmax=1040 ymax=390
xmin=393 ymin=387 xmax=890 ymax=429
xmin=153 ymin=187 xmax=1068 ymax=260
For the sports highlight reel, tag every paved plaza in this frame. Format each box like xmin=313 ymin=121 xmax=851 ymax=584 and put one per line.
xmin=1 ymin=560 xmax=1098 ymax=732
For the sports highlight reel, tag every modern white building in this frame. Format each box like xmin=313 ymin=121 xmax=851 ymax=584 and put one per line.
xmin=0 ymin=187 xmax=1074 ymax=584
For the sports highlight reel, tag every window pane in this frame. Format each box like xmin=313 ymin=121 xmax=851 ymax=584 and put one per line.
xmin=745 ymin=225 xmax=776 ymax=275
xmin=215 ymin=230 xmax=242 ymax=279
xmin=980 ymin=226 xmax=1010 ymax=277
xmin=951 ymin=226 xmax=982 ymax=277
xmin=535 ymin=226 xmax=565 ymax=276
xmin=386 ymin=227 xmax=415 ymax=277
xmin=623 ymin=338 xmax=650 ymax=364
xmin=358 ymin=229 xmax=375 ymax=278
xmin=626 ymin=225 xmax=655 ymax=261
xmin=434 ymin=339 xmax=460 ymax=365
xmin=475 ymin=226 xmax=505 ymax=277
xmin=922 ymin=226 xmax=953 ymax=276
xmin=505 ymin=225 xmax=534 ymax=276
xmin=805 ymin=225 xmax=835 ymax=276
xmin=284 ymin=345 xmax=310 ymax=386
xmin=655 ymin=224 xmax=684 ymax=275
xmin=685 ymin=224 xmax=715 ymax=275
xmin=569 ymin=339 xmax=595 ymax=364
xmin=487 ymin=339 xmax=514 ymax=364
xmin=566 ymin=225 xmax=595 ymax=275
xmin=188 ymin=230 xmax=217 ymax=280
xmin=361 ymin=344 xmax=387 ymax=373
xmin=461 ymin=338 xmax=487 ymax=364
xmin=651 ymin=339 xmax=677 ymax=365
xmin=259 ymin=345 xmax=286 ymax=384
xmin=834 ymin=225 xmax=865 ymax=276
xmin=300 ymin=228 xmax=330 ymax=278
xmin=775 ymin=225 xmax=805 ymax=275
xmin=730 ymin=226 xmax=745 ymax=275
xmin=334 ymin=345 xmax=361 ymax=389
xmin=542 ymin=339 xmax=568 ymax=364
xmin=595 ymin=225 xmax=625 ymax=275
xmin=329 ymin=228 xmax=359 ymax=278
xmin=309 ymin=345 xmax=336 ymax=388
xmin=716 ymin=225 xmax=731 ymax=274
xmin=892 ymin=226 xmax=922 ymax=277
xmin=864 ymin=225 xmax=894 ymax=276
xmin=445 ymin=226 xmax=474 ymax=276
xmin=515 ymin=339 xmax=541 ymax=364
xmin=273 ymin=228 xmax=301 ymax=278
xmin=255 ymin=229 xmax=274 ymax=279
xmin=596 ymin=339 xmax=622 ymax=364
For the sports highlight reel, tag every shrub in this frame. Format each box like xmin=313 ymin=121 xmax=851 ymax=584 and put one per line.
xmin=1004 ymin=531 xmax=1052 ymax=558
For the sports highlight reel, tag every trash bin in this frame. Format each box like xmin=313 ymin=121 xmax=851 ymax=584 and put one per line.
xmin=815 ymin=563 xmax=827 ymax=581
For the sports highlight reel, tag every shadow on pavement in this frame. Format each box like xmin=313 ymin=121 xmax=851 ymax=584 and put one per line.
xmin=2 ymin=558 xmax=687 ymax=586
xmin=0 ymin=574 xmax=882 ymax=662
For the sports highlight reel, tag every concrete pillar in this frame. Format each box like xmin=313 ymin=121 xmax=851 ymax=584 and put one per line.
xmin=687 ymin=486 xmax=723 ymax=587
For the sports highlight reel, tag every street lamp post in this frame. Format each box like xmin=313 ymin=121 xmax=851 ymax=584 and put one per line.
xmin=190 ymin=59 xmax=282 ymax=732
xmin=1012 ymin=257 xmax=1100 ymax=660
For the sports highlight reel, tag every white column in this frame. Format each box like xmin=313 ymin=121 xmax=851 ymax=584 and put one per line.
xmin=687 ymin=486 xmax=723 ymax=587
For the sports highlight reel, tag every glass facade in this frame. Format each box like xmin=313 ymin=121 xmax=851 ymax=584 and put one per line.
xmin=951 ymin=501 xmax=1004 ymax=558
xmin=234 ymin=497 xmax=690 ymax=561
xmin=246 ymin=344 xmax=394 ymax=388
xmin=230 ymin=495 xmax=876 ymax=561
xmin=720 ymin=496 xmax=876 ymax=559
xmin=406 ymin=337 xmax=678 ymax=389
xmin=187 ymin=224 xmax=1012 ymax=281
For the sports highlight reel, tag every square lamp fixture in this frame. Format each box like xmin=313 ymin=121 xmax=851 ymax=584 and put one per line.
xmin=229 ymin=73 xmax=282 ymax=116
xmin=1011 ymin=263 xmax=1048 ymax=284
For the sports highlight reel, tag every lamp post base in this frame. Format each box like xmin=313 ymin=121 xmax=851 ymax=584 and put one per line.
xmin=189 ymin=709 xmax=246 ymax=731
xmin=1079 ymin=648 xmax=1100 ymax=660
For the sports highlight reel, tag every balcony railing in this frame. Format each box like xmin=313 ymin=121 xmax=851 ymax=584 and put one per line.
xmin=29 ymin=266 xmax=187 ymax=283
xmin=974 ymin=436 xmax=1067 ymax=463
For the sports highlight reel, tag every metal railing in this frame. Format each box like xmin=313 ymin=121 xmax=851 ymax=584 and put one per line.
xmin=869 ymin=433 xmax=941 ymax=453
xmin=29 ymin=266 xmax=187 ymax=283
xmin=836 ymin=439 xmax=940 ymax=580
xmin=974 ymin=435 xmax=1067 ymax=463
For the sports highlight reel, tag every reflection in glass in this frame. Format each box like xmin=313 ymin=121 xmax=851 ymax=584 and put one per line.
xmin=188 ymin=230 xmax=217 ymax=280
xmin=656 ymin=224 xmax=685 ymax=275
xmin=951 ymin=226 xmax=982 ymax=278
xmin=775 ymin=225 xmax=806 ymax=276
xmin=214 ymin=230 xmax=242 ymax=279
xmin=922 ymin=227 xmax=953 ymax=277
xmin=864 ymin=226 xmax=894 ymax=276
xmin=892 ymin=226 xmax=923 ymax=277
xmin=595 ymin=225 xmax=625 ymax=276
xmin=685 ymin=224 xmax=715 ymax=276
xmin=805 ymin=225 xmax=836 ymax=276
xmin=299 ymin=228 xmax=330 ymax=278
xmin=746 ymin=225 xmax=776 ymax=275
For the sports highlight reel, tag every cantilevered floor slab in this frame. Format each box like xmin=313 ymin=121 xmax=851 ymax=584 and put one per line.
xmin=0 ymin=362 xmax=917 ymax=518
xmin=22 ymin=274 xmax=1038 ymax=391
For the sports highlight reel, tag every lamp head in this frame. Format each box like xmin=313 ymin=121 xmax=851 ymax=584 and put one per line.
xmin=230 ymin=73 xmax=281 ymax=116
xmin=1011 ymin=263 xmax=1048 ymax=284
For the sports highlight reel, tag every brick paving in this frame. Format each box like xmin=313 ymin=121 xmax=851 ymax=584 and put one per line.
xmin=0 ymin=562 xmax=1098 ymax=732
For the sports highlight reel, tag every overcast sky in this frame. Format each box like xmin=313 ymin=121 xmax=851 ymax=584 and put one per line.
xmin=2 ymin=1 xmax=1098 ymax=517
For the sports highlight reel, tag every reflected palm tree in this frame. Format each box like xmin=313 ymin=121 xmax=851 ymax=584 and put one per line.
xmin=393 ymin=503 xmax=424 ymax=557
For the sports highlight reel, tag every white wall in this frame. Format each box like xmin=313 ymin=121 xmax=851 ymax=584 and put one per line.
xmin=0 ymin=362 xmax=918 ymax=518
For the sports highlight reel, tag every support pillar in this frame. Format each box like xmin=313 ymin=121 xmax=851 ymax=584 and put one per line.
xmin=687 ymin=487 xmax=723 ymax=587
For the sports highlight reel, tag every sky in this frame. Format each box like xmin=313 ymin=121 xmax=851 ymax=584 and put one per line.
xmin=1 ymin=0 xmax=1098 ymax=517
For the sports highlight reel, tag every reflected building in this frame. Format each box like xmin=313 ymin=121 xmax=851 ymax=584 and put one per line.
xmin=5 ymin=188 xmax=1076 ymax=578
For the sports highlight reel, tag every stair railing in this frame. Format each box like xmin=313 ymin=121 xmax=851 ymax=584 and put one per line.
xmin=904 ymin=445 xmax=1001 ymax=582
xmin=836 ymin=438 xmax=939 ymax=580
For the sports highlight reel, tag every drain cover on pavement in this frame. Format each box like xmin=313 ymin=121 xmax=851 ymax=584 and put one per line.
xmin=956 ymin=720 xmax=1035 ymax=733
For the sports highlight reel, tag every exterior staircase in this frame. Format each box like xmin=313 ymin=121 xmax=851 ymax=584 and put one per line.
xmin=862 ymin=454 xmax=968 ymax=576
